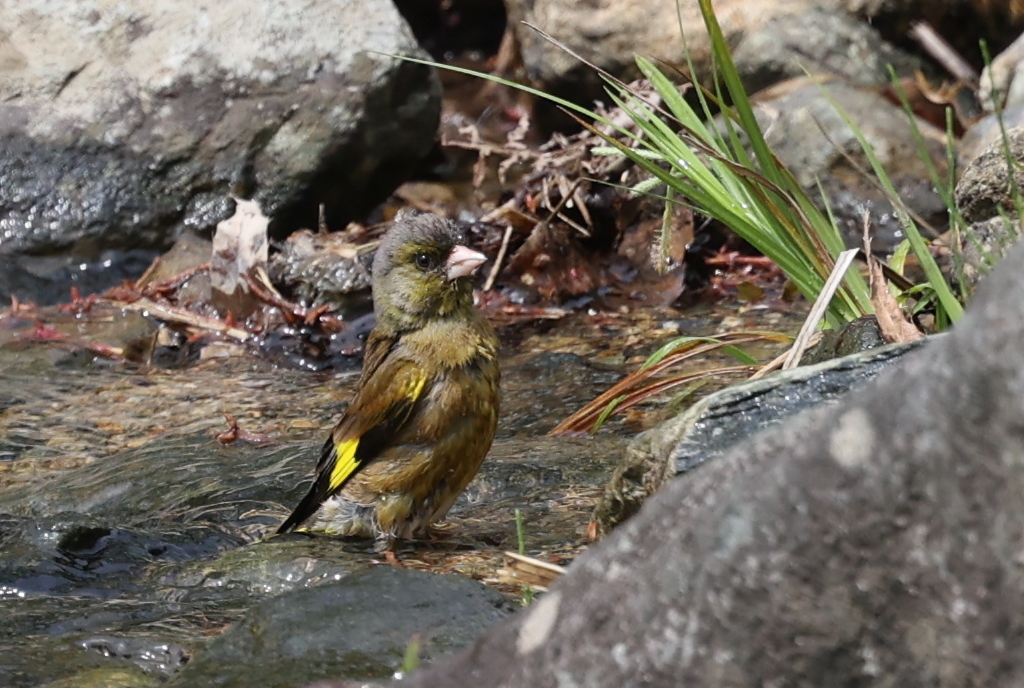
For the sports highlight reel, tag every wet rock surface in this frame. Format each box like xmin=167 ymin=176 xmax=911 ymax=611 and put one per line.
xmin=384 ymin=234 xmax=1024 ymax=688
xmin=267 ymin=230 xmax=375 ymax=308
xmin=0 ymin=0 xmax=440 ymax=257
xmin=593 ymin=335 xmax=928 ymax=534
xmin=0 ymin=331 xmax=632 ymax=687
xmin=955 ymin=124 xmax=1024 ymax=290
xmin=169 ymin=567 xmax=514 ymax=688
xmin=0 ymin=249 xmax=159 ymax=307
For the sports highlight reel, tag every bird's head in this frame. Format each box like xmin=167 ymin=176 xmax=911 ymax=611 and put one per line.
xmin=371 ymin=212 xmax=487 ymax=331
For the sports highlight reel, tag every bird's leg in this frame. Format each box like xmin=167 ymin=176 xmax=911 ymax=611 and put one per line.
xmin=372 ymin=534 xmax=405 ymax=568
xmin=423 ymin=524 xmax=451 ymax=541
xmin=383 ymin=550 xmax=404 ymax=569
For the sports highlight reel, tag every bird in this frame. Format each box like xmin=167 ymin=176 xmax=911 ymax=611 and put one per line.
xmin=276 ymin=212 xmax=500 ymax=552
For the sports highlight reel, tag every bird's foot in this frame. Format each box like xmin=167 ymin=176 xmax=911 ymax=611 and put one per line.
xmin=423 ymin=524 xmax=453 ymax=541
xmin=371 ymin=536 xmax=404 ymax=568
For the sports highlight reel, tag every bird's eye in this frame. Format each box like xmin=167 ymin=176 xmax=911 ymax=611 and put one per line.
xmin=414 ymin=252 xmax=434 ymax=271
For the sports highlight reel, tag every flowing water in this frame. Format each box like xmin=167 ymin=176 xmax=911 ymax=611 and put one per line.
xmin=0 ymin=300 xmax=802 ymax=686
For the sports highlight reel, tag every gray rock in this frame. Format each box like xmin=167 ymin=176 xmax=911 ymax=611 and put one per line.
xmin=38 ymin=666 xmax=158 ymax=688
xmin=267 ymin=229 xmax=374 ymax=307
xmin=956 ymin=125 xmax=1024 ymax=225
xmin=958 ymin=105 xmax=1024 ymax=167
xmin=957 ymin=215 xmax=1021 ymax=291
xmin=0 ymin=0 xmax=440 ymax=256
xmin=955 ymin=125 xmax=1024 ymax=291
xmin=0 ymin=249 xmax=158 ymax=305
xmin=594 ymin=337 xmax=927 ymax=534
xmin=169 ymin=567 xmax=514 ymax=688
xmin=748 ymin=82 xmax=947 ymax=253
xmin=979 ymin=30 xmax=1024 ymax=112
xmin=730 ymin=5 xmax=922 ymax=95
xmin=384 ymin=235 xmax=1024 ymax=685
xmin=505 ymin=0 xmax=920 ymax=122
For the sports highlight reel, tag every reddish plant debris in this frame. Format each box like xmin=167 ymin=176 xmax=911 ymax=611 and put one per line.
xmin=216 ymin=413 xmax=274 ymax=446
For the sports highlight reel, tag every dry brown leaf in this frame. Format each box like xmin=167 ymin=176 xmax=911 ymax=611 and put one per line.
xmin=869 ymin=258 xmax=924 ymax=344
xmin=210 ymin=198 xmax=269 ymax=298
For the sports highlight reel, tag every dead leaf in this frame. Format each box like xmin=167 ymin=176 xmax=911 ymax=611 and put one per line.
xmin=210 ymin=198 xmax=269 ymax=298
xmin=868 ymin=258 xmax=924 ymax=344
xmin=881 ymin=72 xmax=969 ymax=135
xmin=861 ymin=211 xmax=922 ymax=344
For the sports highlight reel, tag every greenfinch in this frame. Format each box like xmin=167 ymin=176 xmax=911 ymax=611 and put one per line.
xmin=277 ymin=212 xmax=500 ymax=551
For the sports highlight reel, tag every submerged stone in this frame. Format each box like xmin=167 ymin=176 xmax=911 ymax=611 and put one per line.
xmin=168 ymin=567 xmax=514 ymax=688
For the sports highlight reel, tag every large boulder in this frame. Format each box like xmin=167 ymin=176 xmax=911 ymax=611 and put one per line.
xmin=0 ymin=0 xmax=441 ymax=257
xmin=381 ymin=243 xmax=1024 ymax=684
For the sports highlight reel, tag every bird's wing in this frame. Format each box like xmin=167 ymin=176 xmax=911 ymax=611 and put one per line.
xmin=276 ymin=333 xmax=431 ymax=534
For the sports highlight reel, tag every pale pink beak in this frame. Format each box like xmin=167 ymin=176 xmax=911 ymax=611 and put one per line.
xmin=446 ymin=244 xmax=487 ymax=281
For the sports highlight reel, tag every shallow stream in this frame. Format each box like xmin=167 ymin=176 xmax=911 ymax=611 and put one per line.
xmin=0 ymin=299 xmax=801 ymax=686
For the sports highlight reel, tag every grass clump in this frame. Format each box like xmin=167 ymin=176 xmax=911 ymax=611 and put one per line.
xmin=400 ymin=0 xmax=979 ymax=429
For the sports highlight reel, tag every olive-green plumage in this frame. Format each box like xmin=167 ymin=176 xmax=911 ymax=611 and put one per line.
xmin=277 ymin=212 xmax=500 ymax=550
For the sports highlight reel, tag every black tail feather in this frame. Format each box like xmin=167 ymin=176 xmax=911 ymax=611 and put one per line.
xmin=276 ymin=437 xmax=336 ymax=534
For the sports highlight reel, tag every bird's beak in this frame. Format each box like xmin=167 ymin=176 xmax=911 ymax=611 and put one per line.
xmin=446 ymin=245 xmax=487 ymax=281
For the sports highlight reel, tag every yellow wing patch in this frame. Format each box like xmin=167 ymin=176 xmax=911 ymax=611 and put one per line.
xmin=326 ymin=368 xmax=428 ymax=493
xmin=406 ymin=371 xmax=428 ymax=402
xmin=328 ymin=439 xmax=361 ymax=492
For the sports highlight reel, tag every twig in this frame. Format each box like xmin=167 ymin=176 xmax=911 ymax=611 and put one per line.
xmin=497 ymin=551 xmax=565 ymax=592
xmin=551 ymin=177 xmax=590 ymax=236
xmin=483 ymin=225 xmax=514 ymax=292
xmin=119 ymin=297 xmax=251 ymax=341
xmin=243 ymin=273 xmax=304 ymax=318
xmin=242 ymin=273 xmax=345 ymax=330
xmin=139 ymin=263 xmax=212 ymax=296
xmin=134 ymin=256 xmax=162 ymax=289
xmin=908 ymin=22 xmax=978 ymax=85
xmin=479 ymin=197 xmax=521 ymax=224
xmin=546 ymin=177 xmax=589 ymax=237
xmin=782 ymin=248 xmax=859 ymax=370
xmin=19 ymin=329 xmax=126 ymax=361
xmin=484 ymin=178 xmax=585 ymax=292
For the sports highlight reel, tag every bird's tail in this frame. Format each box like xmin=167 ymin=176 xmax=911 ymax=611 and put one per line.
xmin=276 ymin=436 xmax=340 ymax=534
